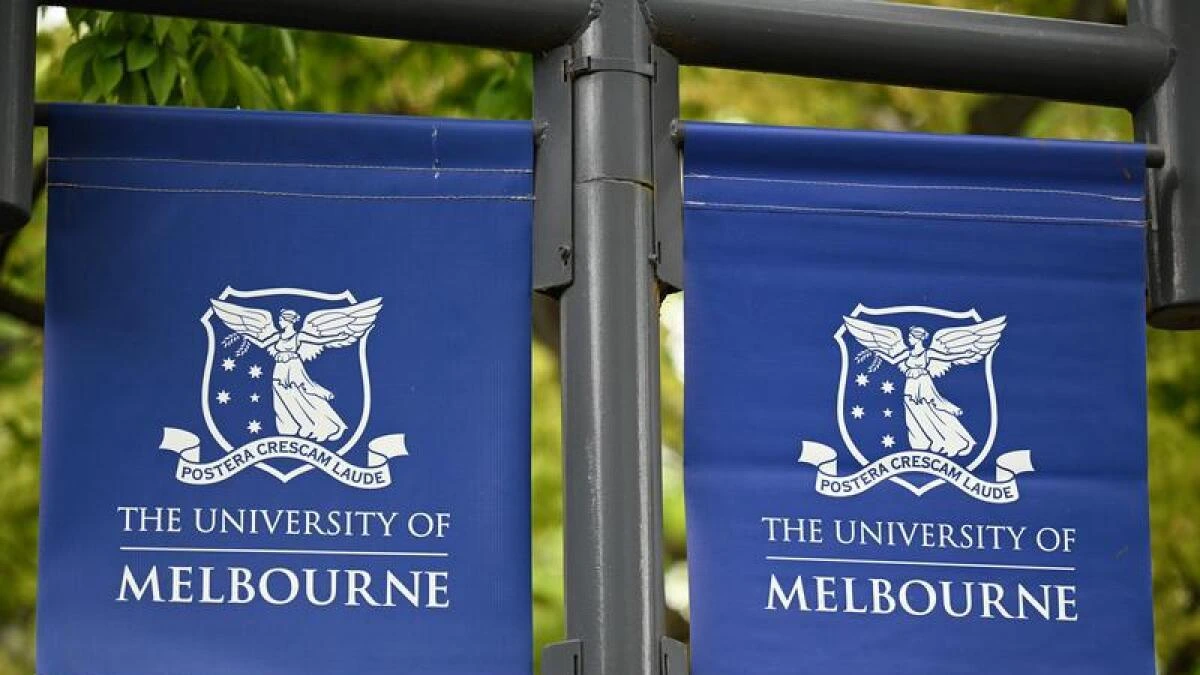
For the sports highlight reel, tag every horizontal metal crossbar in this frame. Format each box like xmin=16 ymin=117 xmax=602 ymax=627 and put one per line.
xmin=56 ymin=0 xmax=598 ymax=51
xmin=642 ymin=0 xmax=1175 ymax=108
xmin=50 ymin=0 xmax=1175 ymax=107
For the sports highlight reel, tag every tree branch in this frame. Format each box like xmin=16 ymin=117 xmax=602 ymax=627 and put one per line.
xmin=0 ymin=285 xmax=44 ymax=329
xmin=0 ymin=160 xmax=50 ymax=330
xmin=30 ymin=158 xmax=46 ymax=208
xmin=532 ymin=294 xmax=560 ymax=355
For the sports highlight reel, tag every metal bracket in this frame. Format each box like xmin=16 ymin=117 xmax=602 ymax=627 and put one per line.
xmin=533 ymin=44 xmax=576 ymax=295
xmin=651 ymin=45 xmax=683 ymax=293
xmin=567 ymin=56 xmax=657 ymax=79
xmin=534 ymin=44 xmax=682 ymax=296
xmin=542 ymin=639 xmax=583 ymax=675
xmin=542 ymin=638 xmax=689 ymax=674
xmin=660 ymin=637 xmax=690 ymax=675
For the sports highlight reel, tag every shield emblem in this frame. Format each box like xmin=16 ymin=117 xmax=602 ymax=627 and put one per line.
xmin=834 ymin=304 xmax=999 ymax=496
xmin=200 ymin=287 xmax=372 ymax=483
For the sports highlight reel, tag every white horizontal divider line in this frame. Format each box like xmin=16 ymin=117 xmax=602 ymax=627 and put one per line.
xmin=120 ymin=545 xmax=448 ymax=558
xmin=765 ymin=555 xmax=1074 ymax=572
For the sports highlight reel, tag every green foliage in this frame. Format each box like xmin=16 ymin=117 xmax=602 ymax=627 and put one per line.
xmin=61 ymin=10 xmax=296 ymax=108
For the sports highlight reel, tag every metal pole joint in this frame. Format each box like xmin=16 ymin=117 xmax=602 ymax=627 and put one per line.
xmin=533 ymin=40 xmax=682 ymax=295
xmin=566 ymin=56 xmax=657 ymax=79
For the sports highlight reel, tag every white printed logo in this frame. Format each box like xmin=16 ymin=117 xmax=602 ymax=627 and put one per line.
xmin=800 ymin=304 xmax=1034 ymax=503
xmin=160 ymin=287 xmax=408 ymax=489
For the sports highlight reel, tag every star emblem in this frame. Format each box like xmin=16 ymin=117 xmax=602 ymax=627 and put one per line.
xmin=881 ymin=380 xmax=895 ymax=394
xmin=250 ymin=393 xmax=261 ymax=403
xmin=855 ymin=373 xmax=869 ymax=387
xmin=215 ymin=390 xmax=231 ymax=405
xmin=248 ymin=364 xmax=263 ymax=379
xmin=247 ymin=420 xmax=263 ymax=435
xmin=221 ymin=357 xmax=236 ymax=372
xmin=882 ymin=434 xmax=896 ymax=449
xmin=883 ymin=408 xmax=894 ymax=418
xmin=850 ymin=405 xmax=865 ymax=420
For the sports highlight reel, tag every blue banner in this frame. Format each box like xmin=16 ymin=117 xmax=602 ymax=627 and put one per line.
xmin=683 ymin=123 xmax=1153 ymax=674
xmin=39 ymin=105 xmax=532 ymax=674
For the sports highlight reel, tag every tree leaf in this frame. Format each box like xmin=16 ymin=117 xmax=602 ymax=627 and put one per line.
xmin=226 ymin=55 xmax=271 ymax=109
xmin=125 ymin=38 xmax=158 ymax=72
xmin=146 ymin=55 xmax=178 ymax=104
xmin=60 ymin=36 xmax=97 ymax=78
xmin=65 ymin=8 xmax=92 ymax=33
xmin=152 ymin=17 xmax=171 ymax=44
xmin=199 ymin=57 xmax=229 ymax=106
xmin=90 ymin=56 xmax=124 ymax=96
xmin=176 ymin=57 xmax=204 ymax=106
xmin=80 ymin=65 xmax=101 ymax=103
xmin=96 ymin=35 xmax=124 ymax=58
xmin=98 ymin=13 xmax=123 ymax=34
xmin=124 ymin=14 xmax=149 ymax=36
xmin=168 ymin=20 xmax=195 ymax=50
xmin=278 ymin=30 xmax=297 ymax=65
xmin=120 ymin=72 xmax=149 ymax=105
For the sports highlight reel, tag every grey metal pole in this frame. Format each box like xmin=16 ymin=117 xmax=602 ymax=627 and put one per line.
xmin=644 ymin=0 xmax=1173 ymax=107
xmin=0 ymin=0 xmax=36 ymax=232
xmin=57 ymin=0 xmax=595 ymax=52
xmin=558 ymin=0 xmax=665 ymax=673
xmin=1131 ymin=0 xmax=1200 ymax=329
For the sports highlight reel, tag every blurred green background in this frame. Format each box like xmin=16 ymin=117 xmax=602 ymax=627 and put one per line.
xmin=2 ymin=0 xmax=1199 ymax=672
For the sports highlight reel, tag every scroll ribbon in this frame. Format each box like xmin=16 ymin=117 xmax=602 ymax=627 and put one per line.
xmin=799 ymin=441 xmax=1034 ymax=504
xmin=160 ymin=428 xmax=408 ymax=490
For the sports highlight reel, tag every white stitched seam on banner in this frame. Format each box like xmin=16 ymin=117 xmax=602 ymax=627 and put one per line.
xmin=48 ymin=183 xmax=534 ymax=201
xmin=684 ymin=200 xmax=1146 ymax=227
xmin=764 ymin=555 xmax=1076 ymax=573
xmin=120 ymin=546 xmax=450 ymax=558
xmin=685 ymin=173 xmax=1142 ymax=202
xmin=49 ymin=156 xmax=532 ymax=174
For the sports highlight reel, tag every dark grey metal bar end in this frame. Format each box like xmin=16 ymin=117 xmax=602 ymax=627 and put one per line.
xmin=1131 ymin=0 xmax=1200 ymax=329
xmin=0 ymin=0 xmax=37 ymax=232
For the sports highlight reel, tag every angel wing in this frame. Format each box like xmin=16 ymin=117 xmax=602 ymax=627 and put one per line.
xmin=210 ymin=299 xmax=279 ymax=343
xmin=927 ymin=316 xmax=1007 ymax=378
xmin=842 ymin=315 xmax=907 ymax=363
xmin=297 ymin=297 xmax=383 ymax=362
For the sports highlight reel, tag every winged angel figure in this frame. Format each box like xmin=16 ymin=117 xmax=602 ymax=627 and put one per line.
xmin=210 ymin=297 xmax=382 ymax=443
xmin=843 ymin=315 xmax=1006 ymax=457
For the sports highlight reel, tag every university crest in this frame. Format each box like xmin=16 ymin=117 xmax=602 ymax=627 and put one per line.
xmin=799 ymin=304 xmax=1034 ymax=503
xmin=160 ymin=287 xmax=408 ymax=489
